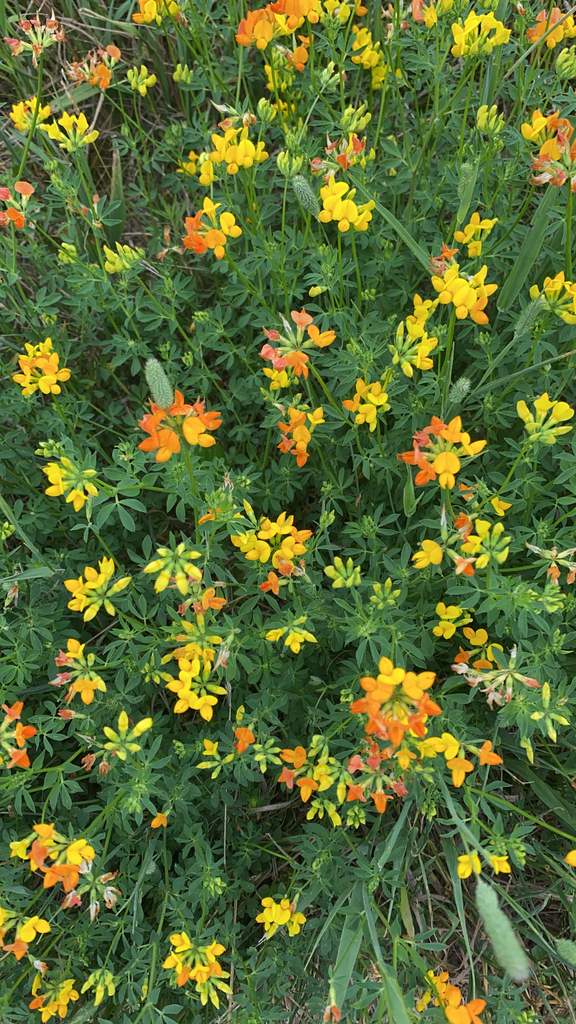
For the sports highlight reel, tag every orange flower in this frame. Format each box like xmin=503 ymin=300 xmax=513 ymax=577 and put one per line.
xmin=234 ymin=727 xmax=255 ymax=753
xmin=2 ymin=938 xmax=28 ymax=960
xmin=138 ymin=390 xmax=221 ymax=463
xmin=347 ymin=783 xmax=367 ymax=802
xmin=281 ymin=745 xmax=307 ymax=768
xmin=260 ymin=571 xmax=280 ymax=594
xmin=285 ymin=350 xmax=309 ymax=378
xmin=42 ymin=862 xmax=80 ymax=892
xmin=151 ymin=812 xmax=168 ymax=828
xmin=297 ymin=776 xmax=319 ymax=802
xmin=199 ymin=587 xmax=227 ymax=611
xmin=183 ymin=197 xmax=242 ymax=260
xmin=371 ymin=791 xmax=389 ymax=813
xmin=478 ymin=740 xmax=502 ymax=765
xmin=446 ymin=756 xmax=474 ymax=787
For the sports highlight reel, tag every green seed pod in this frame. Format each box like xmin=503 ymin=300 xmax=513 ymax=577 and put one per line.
xmin=402 ymin=464 xmax=417 ymax=517
xmin=457 ymin=161 xmax=475 ymax=201
xmin=476 ymin=879 xmax=531 ymax=982
xmin=556 ymin=938 xmax=576 ymax=967
xmin=291 ymin=174 xmax=320 ymax=218
xmin=513 ymin=295 xmax=546 ymax=341
xmin=145 ymin=358 xmax=174 ymax=410
xmin=448 ymin=376 xmax=472 ymax=404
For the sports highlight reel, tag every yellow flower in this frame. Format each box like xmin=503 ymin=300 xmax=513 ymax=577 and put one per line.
xmin=517 ymin=392 xmax=574 ymax=444
xmin=17 ymin=915 xmax=51 ymax=943
xmin=64 ymin=557 xmax=131 ymax=621
xmin=412 ymin=539 xmax=443 ymax=569
xmin=143 ymin=543 xmax=202 ymax=595
xmin=454 ymin=211 xmax=498 ymax=257
xmin=457 ymin=853 xmax=482 ymax=878
xmin=565 ymin=849 xmax=576 ymax=866
xmin=133 ymin=0 xmax=180 ymax=24
xmin=451 ymin=11 xmax=510 ymax=58
xmin=177 ymin=150 xmax=199 ymax=175
xmin=318 ymin=177 xmax=375 ymax=232
xmin=440 ymin=732 xmax=461 ymax=759
xmin=9 ymin=96 xmax=51 ymax=132
xmin=490 ymin=854 xmax=511 ymax=874
xmin=490 ymin=497 xmax=511 ymax=516
xmin=42 ymin=456 xmax=98 ymax=512
xmin=40 ymin=111 xmax=99 ymax=152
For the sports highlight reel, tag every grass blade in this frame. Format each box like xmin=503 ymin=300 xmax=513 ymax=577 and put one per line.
xmin=497 ymin=186 xmax=557 ymax=310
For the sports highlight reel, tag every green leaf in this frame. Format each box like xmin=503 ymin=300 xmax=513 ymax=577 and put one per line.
xmin=497 ymin=186 xmax=558 ymax=310
xmin=362 ymin=887 xmax=411 ymax=1024
xmin=330 ymin=882 xmax=364 ymax=1014
xmin=456 ymin=158 xmax=479 ymax=227
xmin=347 ymin=172 xmax=430 ymax=270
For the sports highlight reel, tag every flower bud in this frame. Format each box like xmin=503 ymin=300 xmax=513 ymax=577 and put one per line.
xmin=173 ymin=62 xmax=194 ymax=85
xmin=276 ymin=151 xmax=304 ymax=178
xmin=556 ymin=45 xmax=576 ymax=80
xmin=257 ymin=97 xmax=276 ymax=123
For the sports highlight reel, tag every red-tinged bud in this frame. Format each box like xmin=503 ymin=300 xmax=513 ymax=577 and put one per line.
xmin=0 ymin=187 xmax=11 ymax=201
xmin=58 ymin=709 xmax=76 ymax=720
xmin=99 ymin=760 xmax=110 ymax=775
xmin=81 ymin=753 xmax=96 ymax=770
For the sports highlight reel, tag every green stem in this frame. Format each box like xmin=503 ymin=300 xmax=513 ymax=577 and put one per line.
xmin=561 ymin=180 xmax=565 ymax=276
xmin=16 ymin=52 xmax=44 ymax=180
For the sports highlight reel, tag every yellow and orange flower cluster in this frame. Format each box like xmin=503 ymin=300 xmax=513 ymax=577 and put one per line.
xmin=139 ymin=389 xmax=221 ymax=462
xmin=0 ymin=701 xmax=36 ymax=770
xmin=182 ymin=197 xmax=242 ymax=260
xmin=12 ymin=337 xmax=70 ymax=396
xmin=30 ymin=975 xmax=80 ymax=1021
xmin=64 ymin=556 xmax=131 ymax=622
xmin=398 ymin=415 xmax=487 ymax=490
xmin=350 ymin=655 xmax=441 ymax=747
xmin=50 ymin=638 xmax=107 ymax=706
xmin=527 ymin=6 xmax=576 ymax=47
xmin=200 ymin=125 xmax=269 ymax=181
xmin=343 ymin=380 xmax=390 ymax=430
xmin=260 ymin=308 xmax=336 ymax=382
xmin=10 ymin=823 xmax=95 ymax=894
xmin=163 ymin=933 xmax=231 ymax=1008
xmin=0 ymin=905 xmax=50 ymax=962
xmin=236 ymin=0 xmax=320 ymax=51
xmin=67 ymin=44 xmax=121 ymax=89
xmin=231 ymin=510 xmax=312 ymax=575
xmin=417 ymin=969 xmax=486 ymax=1024
xmin=430 ymin=261 xmax=498 ymax=323
xmin=277 ymin=406 xmax=324 ymax=466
